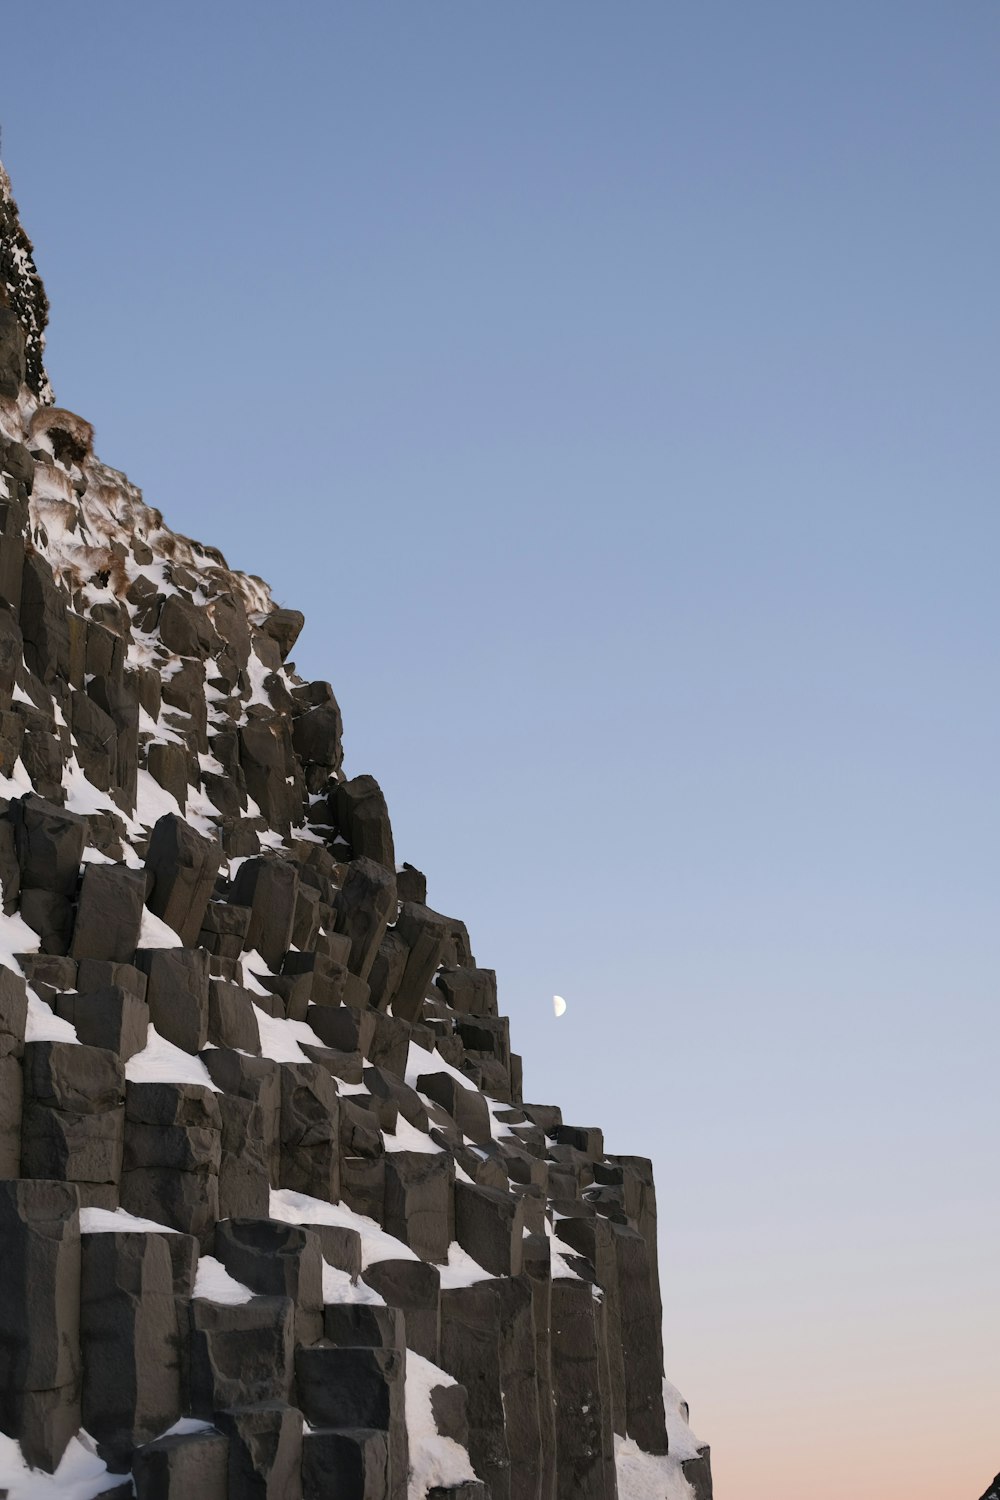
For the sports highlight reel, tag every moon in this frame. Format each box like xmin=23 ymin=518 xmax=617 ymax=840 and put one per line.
xmin=552 ymin=994 xmax=567 ymax=1018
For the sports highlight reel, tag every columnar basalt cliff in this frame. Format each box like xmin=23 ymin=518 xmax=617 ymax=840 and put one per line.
xmin=0 ymin=162 xmax=711 ymax=1500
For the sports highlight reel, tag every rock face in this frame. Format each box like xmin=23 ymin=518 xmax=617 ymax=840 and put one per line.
xmin=0 ymin=160 xmax=712 ymax=1498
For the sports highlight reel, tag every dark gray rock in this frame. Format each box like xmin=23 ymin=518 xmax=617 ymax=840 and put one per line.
xmin=340 ymin=1154 xmax=386 ymax=1223
xmin=13 ymin=793 xmax=85 ymax=895
xmin=435 ymin=967 xmax=499 ymax=1018
xmin=296 ymin=1345 xmax=407 ymax=1500
xmin=307 ymin=1000 xmax=374 ymax=1055
xmin=491 ymin=1275 xmax=543 ymax=1500
xmin=259 ymin=607 xmax=304 ymax=661
xmin=416 ymin=1070 xmax=492 ymax=1146
xmin=278 ymin=1061 xmax=340 ymax=1203
xmin=555 ymin=1215 xmax=627 ymax=1439
xmin=291 ymin=699 xmax=343 ymax=771
xmin=313 ymin=1222 xmax=363 ymax=1281
xmin=201 ymin=1050 xmax=281 ymax=1183
xmin=14 ymin=951 xmax=78 ymax=1004
xmin=76 ymin=958 xmax=148 ymax=1000
xmin=69 ymin=689 xmax=119 ymax=792
xmin=158 ymin=594 xmax=219 ymax=659
xmin=21 ymin=724 xmax=64 ymax=802
xmin=207 ymin=978 xmax=261 ymax=1054
xmin=144 ymin=813 xmax=221 ymax=946
xmin=339 ymin=1096 xmax=385 ymax=1160
xmin=20 ymin=551 xmax=70 ymax=685
xmin=56 ymin=984 xmax=150 ymax=1062
xmin=522 ymin=1233 xmax=557 ymax=1500
xmin=333 ymin=857 xmax=397 ymax=982
xmin=121 ymin=1082 xmax=222 ymax=1244
xmin=215 ymin=1092 xmax=271 ymax=1221
xmin=553 ymin=1124 xmax=604 ymax=1158
xmin=189 ymin=1296 xmax=295 ymax=1414
xmin=367 ymin=928 xmax=409 ymax=1012
xmin=21 ymin=1041 xmax=125 ymax=1202
xmin=0 ymin=1179 xmax=81 ymax=1473
xmin=70 ymin=862 xmax=147 ymax=963
xmin=367 ymin=1012 xmax=412 ymax=1079
xmin=216 ymin=1403 xmax=303 ymax=1500
xmin=550 ymin=1278 xmax=617 ymax=1500
xmin=238 ymin=717 xmax=296 ymax=834
xmin=395 ymin=863 xmax=426 ymax=904
xmin=0 ymin=1053 xmax=22 ymax=1174
xmin=136 ymin=946 xmax=210 ymax=1054
xmin=454 ymin=1182 xmax=525 ymax=1279
xmin=0 ymin=436 xmax=34 ymax=489
xmin=145 ymin=741 xmax=188 ymax=811
xmin=301 ymin=1427 xmax=387 ymax=1500
xmin=610 ymin=1221 xmax=667 ymax=1452
xmin=0 ymin=308 xmax=27 ymax=398
xmin=363 ymin=1066 xmax=425 ymax=1133
xmin=426 ymin=1486 xmax=490 ymax=1500
xmin=334 ymin=775 xmax=394 ymax=869
xmin=392 ymin=903 xmax=451 ymax=1024
xmin=0 ymin=965 xmax=27 ymax=1057
xmin=214 ymin=1219 xmax=323 ymax=1347
xmin=199 ymin=899 xmax=252 ymax=959
xmin=231 ymin=855 xmax=298 ymax=970
xmin=323 ymin=1302 xmax=404 ymax=1351
xmin=683 ymin=1447 xmax=714 ymax=1500
xmin=438 ymin=916 xmax=474 ymax=970
xmin=440 ymin=1283 xmax=509 ymax=1500
xmin=19 ymin=885 xmax=75 ymax=953
xmin=383 ymin=1150 xmax=455 ymax=1266
xmin=80 ymin=1230 xmax=180 ymax=1465
xmin=361 ymin=1258 xmax=441 ymax=1364
xmin=132 ymin=1428 xmax=228 ymax=1500
xmin=430 ymin=1381 xmax=468 ymax=1447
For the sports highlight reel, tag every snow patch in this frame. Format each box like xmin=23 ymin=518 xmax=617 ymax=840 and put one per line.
xmin=0 ymin=1429 xmax=125 ymax=1500
xmin=138 ymin=905 xmax=183 ymax=949
xmin=125 ymin=1024 xmax=221 ymax=1091
xmin=80 ymin=1206 xmax=178 ymax=1235
xmin=270 ymin=1188 xmax=418 ymax=1269
xmin=193 ymin=1255 xmax=254 ymax=1305
xmin=405 ymin=1351 xmax=478 ymax=1498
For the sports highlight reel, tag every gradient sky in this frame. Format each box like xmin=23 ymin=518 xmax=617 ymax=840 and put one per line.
xmin=3 ymin=5 xmax=999 ymax=1497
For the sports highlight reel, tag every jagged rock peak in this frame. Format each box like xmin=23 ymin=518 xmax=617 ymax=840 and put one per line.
xmin=0 ymin=160 xmax=53 ymax=405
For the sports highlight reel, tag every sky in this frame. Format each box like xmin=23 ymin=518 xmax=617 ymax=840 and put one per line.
xmin=3 ymin=4 xmax=999 ymax=1496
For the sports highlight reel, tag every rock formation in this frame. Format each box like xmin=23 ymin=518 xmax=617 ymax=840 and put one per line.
xmin=0 ymin=158 xmax=711 ymax=1499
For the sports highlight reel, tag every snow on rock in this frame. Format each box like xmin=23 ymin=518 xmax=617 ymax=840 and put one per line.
xmin=383 ymin=1114 xmax=444 ymax=1154
xmin=405 ymin=1351 xmax=478 ymax=1498
xmin=192 ymin=1255 xmax=254 ymax=1305
xmin=614 ymin=1382 xmax=711 ymax=1500
xmin=24 ymin=990 xmax=78 ymax=1045
xmin=125 ymin=1024 xmax=221 ymax=1091
xmin=0 ymin=1429 xmax=124 ymax=1500
xmin=404 ymin=1038 xmax=475 ymax=1096
xmin=270 ymin=1187 xmax=419 ymax=1270
xmin=252 ymin=1002 xmax=330 ymax=1064
xmin=322 ymin=1261 xmax=385 ymax=1306
xmin=438 ymin=1241 xmax=493 ymax=1290
xmin=79 ymin=1206 xmax=178 ymax=1235
xmin=0 ymin=905 xmax=40 ymax=965
xmin=138 ymin=904 xmax=183 ymax=948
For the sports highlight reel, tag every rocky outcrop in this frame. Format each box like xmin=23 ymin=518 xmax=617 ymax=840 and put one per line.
xmin=0 ymin=160 xmax=712 ymax=1498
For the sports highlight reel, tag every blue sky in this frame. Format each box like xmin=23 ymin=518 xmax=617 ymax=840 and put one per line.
xmin=4 ymin=5 xmax=999 ymax=1495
